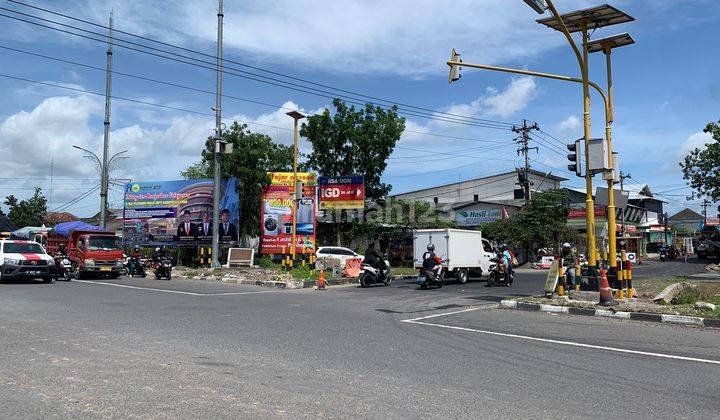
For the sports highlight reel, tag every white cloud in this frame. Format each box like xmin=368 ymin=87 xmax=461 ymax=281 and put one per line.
xmin=557 ymin=115 xmax=581 ymax=133
xmin=70 ymin=0 xmax=596 ymax=77
xmin=434 ymin=76 xmax=537 ymax=127
xmin=678 ymin=131 xmax=712 ymax=159
xmin=481 ymin=77 xmax=537 ymax=118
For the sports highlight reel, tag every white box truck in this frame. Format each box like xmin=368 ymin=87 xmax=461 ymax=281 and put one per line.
xmin=413 ymin=228 xmax=495 ymax=283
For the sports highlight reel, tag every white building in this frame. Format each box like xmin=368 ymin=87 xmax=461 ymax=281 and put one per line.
xmin=391 ymin=170 xmax=567 ymax=206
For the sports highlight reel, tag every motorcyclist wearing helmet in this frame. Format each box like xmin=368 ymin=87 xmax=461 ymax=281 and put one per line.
xmin=53 ymin=243 xmax=68 ymax=280
xmin=152 ymin=247 xmax=163 ymax=265
xmin=496 ymin=244 xmax=514 ymax=282
xmin=129 ymin=245 xmax=142 ymax=274
xmin=422 ymin=243 xmax=444 ymax=280
xmin=363 ymin=240 xmax=387 ymax=278
xmin=560 ymin=242 xmax=578 ymax=288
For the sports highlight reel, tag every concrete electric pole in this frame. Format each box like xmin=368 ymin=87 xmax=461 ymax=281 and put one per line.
xmin=211 ymin=0 xmax=224 ymax=267
xmin=512 ymin=119 xmax=539 ymax=202
xmin=100 ymin=12 xmax=114 ymax=229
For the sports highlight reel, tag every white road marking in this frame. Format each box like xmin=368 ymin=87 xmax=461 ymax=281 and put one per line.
xmin=401 ymin=309 xmax=720 ymax=366
xmin=73 ymin=280 xmax=276 ymax=296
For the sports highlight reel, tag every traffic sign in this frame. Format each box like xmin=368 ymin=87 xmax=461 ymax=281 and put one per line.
xmin=318 ymin=176 xmax=365 ymax=209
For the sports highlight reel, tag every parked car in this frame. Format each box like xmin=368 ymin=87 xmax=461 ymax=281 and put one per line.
xmin=315 ymin=247 xmax=364 ymax=267
xmin=0 ymin=239 xmax=56 ymax=283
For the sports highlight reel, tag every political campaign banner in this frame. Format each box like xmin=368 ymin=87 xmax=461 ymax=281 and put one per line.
xmin=123 ymin=178 xmax=239 ymax=247
xmin=318 ymin=175 xmax=365 ymax=210
xmin=260 ymin=172 xmax=317 ymax=254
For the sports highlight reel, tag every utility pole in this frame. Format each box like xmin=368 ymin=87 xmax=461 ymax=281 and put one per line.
xmin=512 ymin=119 xmax=539 ymax=202
xmin=701 ymin=199 xmax=710 ymax=227
xmin=211 ymin=0 xmax=224 ymax=268
xmin=48 ymin=159 xmax=54 ymax=214
xmin=619 ymin=171 xmax=631 ymax=236
xmin=100 ymin=12 xmax=114 ymax=229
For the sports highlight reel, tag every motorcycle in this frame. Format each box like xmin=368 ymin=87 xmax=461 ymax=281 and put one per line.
xmin=127 ymin=257 xmax=148 ymax=278
xmin=54 ymin=255 xmax=73 ymax=281
xmin=153 ymin=258 xmax=173 ymax=280
xmin=417 ymin=267 xmax=443 ymax=290
xmin=486 ymin=257 xmax=513 ymax=287
xmin=359 ymin=259 xmax=392 ymax=287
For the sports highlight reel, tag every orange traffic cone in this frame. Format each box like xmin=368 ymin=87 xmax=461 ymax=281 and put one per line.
xmin=316 ymin=270 xmax=326 ymax=290
xmin=598 ymin=269 xmax=615 ymax=306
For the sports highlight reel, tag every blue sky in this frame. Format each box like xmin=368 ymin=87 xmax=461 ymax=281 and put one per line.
xmin=0 ymin=0 xmax=718 ymax=218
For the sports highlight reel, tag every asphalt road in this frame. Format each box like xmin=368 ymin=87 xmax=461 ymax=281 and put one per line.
xmin=1 ymin=260 xmax=718 ymax=418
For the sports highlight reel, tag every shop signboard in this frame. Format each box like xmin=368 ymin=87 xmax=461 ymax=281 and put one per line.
xmin=456 ymin=209 xmax=501 ymax=226
xmin=318 ymin=176 xmax=365 ymax=210
xmin=260 ymin=172 xmax=317 ymax=254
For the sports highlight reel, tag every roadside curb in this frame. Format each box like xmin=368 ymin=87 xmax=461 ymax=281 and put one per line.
xmin=499 ymin=300 xmax=718 ymax=329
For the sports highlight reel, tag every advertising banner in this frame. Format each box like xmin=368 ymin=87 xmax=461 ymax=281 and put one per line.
xmin=260 ymin=172 xmax=317 ymax=254
xmin=318 ymin=175 xmax=365 ymax=210
xmin=123 ymin=178 xmax=239 ymax=247
xmin=456 ymin=209 xmax=501 ymax=226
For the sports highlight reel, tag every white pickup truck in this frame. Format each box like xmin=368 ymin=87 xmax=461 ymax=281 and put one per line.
xmin=413 ymin=229 xmax=495 ymax=283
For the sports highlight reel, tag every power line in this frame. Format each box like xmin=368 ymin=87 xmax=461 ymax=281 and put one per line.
xmin=51 ymin=184 xmax=99 ymax=212
xmin=0 ymin=44 xmax=514 ymax=145
xmin=4 ymin=0 xmax=516 ymax=129
xmin=0 ymin=7 xmax=514 ymax=131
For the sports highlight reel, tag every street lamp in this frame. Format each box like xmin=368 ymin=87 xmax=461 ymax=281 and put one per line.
xmin=587 ymin=32 xmax=635 ymax=297
xmin=73 ymin=145 xmax=128 ymax=228
xmin=286 ymin=110 xmax=305 ymax=263
xmin=533 ymin=1 xmax=634 ymax=279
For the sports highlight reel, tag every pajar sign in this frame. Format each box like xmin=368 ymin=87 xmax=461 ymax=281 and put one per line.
xmin=318 ymin=176 xmax=365 ymax=210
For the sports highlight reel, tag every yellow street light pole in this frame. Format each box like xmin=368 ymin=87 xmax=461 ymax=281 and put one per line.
xmin=543 ymin=0 xmax=597 ymax=271
xmin=286 ymin=110 xmax=306 ymax=262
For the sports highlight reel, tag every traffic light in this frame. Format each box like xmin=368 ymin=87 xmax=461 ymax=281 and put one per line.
xmin=567 ymin=139 xmax=582 ymax=177
xmin=448 ymin=49 xmax=461 ymax=83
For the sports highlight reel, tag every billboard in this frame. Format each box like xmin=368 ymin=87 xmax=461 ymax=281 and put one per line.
xmin=318 ymin=176 xmax=365 ymax=210
xmin=123 ymin=178 xmax=239 ymax=247
xmin=260 ymin=172 xmax=317 ymax=254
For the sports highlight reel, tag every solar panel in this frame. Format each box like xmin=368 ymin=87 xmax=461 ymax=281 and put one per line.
xmin=536 ymin=4 xmax=634 ymax=33
xmin=586 ymin=33 xmax=635 ymax=53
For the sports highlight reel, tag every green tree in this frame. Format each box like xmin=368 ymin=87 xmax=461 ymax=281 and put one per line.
xmin=481 ymin=189 xmax=578 ymax=259
xmin=182 ymin=122 xmax=293 ymax=238
xmin=4 ymin=187 xmax=48 ymax=228
xmin=681 ymin=119 xmax=720 ymax=201
xmin=300 ymin=99 xmax=405 ymax=200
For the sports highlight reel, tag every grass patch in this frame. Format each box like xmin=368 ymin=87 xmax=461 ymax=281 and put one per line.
xmin=633 ymin=277 xmax=684 ymax=298
xmin=672 ymin=283 xmax=720 ymax=309
xmin=392 ymin=267 xmax=419 ymax=276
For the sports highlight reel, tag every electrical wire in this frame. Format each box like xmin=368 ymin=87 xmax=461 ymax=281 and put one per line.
xmin=4 ymin=0 xmax=517 ymax=129
xmin=0 ymin=44 xmax=517 ymax=145
xmin=0 ymin=7 xmax=514 ymax=131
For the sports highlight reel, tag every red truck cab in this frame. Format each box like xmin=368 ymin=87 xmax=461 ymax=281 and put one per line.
xmin=47 ymin=228 xmax=124 ymax=279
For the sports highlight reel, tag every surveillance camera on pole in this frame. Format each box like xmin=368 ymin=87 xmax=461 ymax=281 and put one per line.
xmin=448 ymin=49 xmax=462 ymax=83
xmin=566 ymin=139 xmax=582 ymax=177
xmin=522 ymin=0 xmax=547 ymax=14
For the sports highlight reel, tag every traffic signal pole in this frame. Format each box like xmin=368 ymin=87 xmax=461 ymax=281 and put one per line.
xmin=580 ymin=22 xmax=598 ymax=272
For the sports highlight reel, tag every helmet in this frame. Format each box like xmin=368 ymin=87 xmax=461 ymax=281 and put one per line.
xmin=562 ymin=242 xmax=572 ymax=250
xmin=155 ymin=247 xmax=160 ymax=252
xmin=498 ymin=244 xmax=506 ymax=251
xmin=426 ymin=243 xmax=435 ymax=252
xmin=134 ymin=245 xmax=140 ymax=250
xmin=367 ymin=240 xmax=375 ymax=248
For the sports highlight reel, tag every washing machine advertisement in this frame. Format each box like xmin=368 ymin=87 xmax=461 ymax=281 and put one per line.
xmin=260 ymin=172 xmax=317 ymax=254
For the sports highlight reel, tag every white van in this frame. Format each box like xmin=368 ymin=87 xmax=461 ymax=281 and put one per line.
xmin=413 ymin=229 xmax=495 ymax=283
